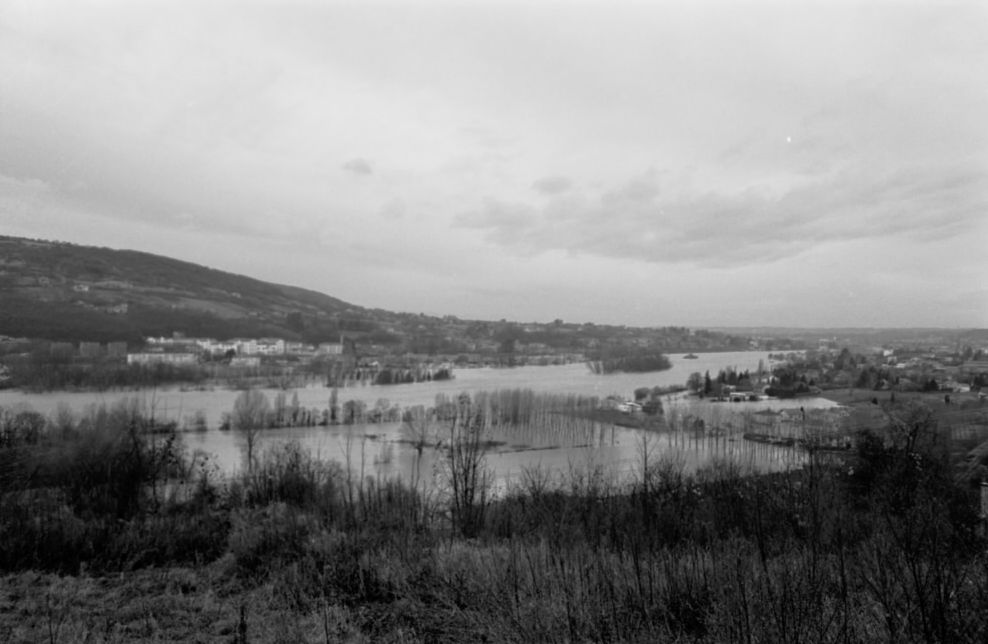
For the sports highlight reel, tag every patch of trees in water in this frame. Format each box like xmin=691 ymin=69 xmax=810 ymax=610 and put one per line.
xmin=317 ymin=359 xmax=452 ymax=388
xmin=586 ymin=346 xmax=672 ymax=374
xmin=368 ymin=365 xmax=452 ymax=386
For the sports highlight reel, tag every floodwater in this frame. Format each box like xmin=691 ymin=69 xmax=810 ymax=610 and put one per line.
xmin=179 ymin=417 xmax=808 ymax=494
xmin=0 ymin=351 xmax=836 ymax=488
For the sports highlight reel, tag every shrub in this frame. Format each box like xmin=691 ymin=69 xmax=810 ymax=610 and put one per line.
xmin=241 ymin=441 xmax=345 ymax=511
xmin=228 ymin=503 xmax=319 ymax=577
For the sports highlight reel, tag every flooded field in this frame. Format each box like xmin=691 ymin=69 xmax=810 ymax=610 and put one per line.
xmin=0 ymin=351 xmax=836 ymax=489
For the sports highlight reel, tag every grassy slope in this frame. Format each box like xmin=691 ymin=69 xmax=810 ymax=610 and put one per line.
xmin=0 ymin=565 xmax=387 ymax=644
xmin=0 ymin=236 xmax=362 ymax=343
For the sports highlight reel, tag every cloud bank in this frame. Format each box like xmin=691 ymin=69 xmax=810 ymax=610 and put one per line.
xmin=0 ymin=1 xmax=984 ymax=326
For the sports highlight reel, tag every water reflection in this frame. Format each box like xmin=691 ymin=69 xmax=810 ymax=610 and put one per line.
xmin=184 ymin=412 xmax=807 ymax=493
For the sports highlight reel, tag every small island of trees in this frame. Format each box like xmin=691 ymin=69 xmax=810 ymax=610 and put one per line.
xmin=586 ymin=345 xmax=672 ymax=374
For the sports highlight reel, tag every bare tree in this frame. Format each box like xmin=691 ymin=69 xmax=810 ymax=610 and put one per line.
xmin=444 ymin=393 xmax=492 ymax=538
xmin=402 ymin=405 xmax=435 ymax=492
xmin=232 ymin=389 xmax=270 ymax=471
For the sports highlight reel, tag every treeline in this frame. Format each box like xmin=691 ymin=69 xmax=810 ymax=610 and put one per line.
xmin=3 ymin=399 xmax=988 ymax=641
xmin=686 ymin=368 xmax=760 ymax=395
xmin=219 ymin=388 xmax=404 ymax=429
xmin=3 ymin=353 xmax=208 ymax=392
xmin=0 ymin=294 xmax=143 ymax=344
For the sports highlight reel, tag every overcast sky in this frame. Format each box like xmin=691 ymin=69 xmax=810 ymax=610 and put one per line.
xmin=2 ymin=1 xmax=985 ymax=328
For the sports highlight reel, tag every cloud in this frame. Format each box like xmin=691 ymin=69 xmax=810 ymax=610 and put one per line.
xmin=532 ymin=176 xmax=572 ymax=195
xmin=455 ymin=162 xmax=987 ymax=269
xmin=0 ymin=2 xmax=983 ymax=326
xmin=379 ymin=198 xmax=406 ymax=220
xmin=454 ymin=199 xmax=538 ymax=247
xmin=342 ymin=158 xmax=373 ymax=175
xmin=601 ymin=174 xmax=660 ymax=206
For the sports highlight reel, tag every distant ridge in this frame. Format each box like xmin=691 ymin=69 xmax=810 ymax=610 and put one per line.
xmin=0 ymin=236 xmax=764 ymax=355
xmin=0 ymin=236 xmax=371 ymax=344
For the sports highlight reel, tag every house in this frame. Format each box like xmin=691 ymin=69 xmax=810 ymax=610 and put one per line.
xmin=146 ymin=335 xmax=191 ymax=347
xmin=604 ymin=397 xmax=642 ymax=414
xmin=255 ymin=338 xmax=285 ymax=355
xmin=285 ymin=341 xmax=314 ymax=355
xmin=317 ymin=342 xmax=344 ymax=355
xmin=943 ymin=380 xmax=971 ymax=393
xmin=78 ymin=342 xmax=103 ymax=358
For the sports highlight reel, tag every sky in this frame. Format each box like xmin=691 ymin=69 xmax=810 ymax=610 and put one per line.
xmin=1 ymin=1 xmax=986 ymax=328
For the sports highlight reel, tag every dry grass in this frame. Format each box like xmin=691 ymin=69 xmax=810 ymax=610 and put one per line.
xmin=0 ymin=564 xmax=386 ymax=644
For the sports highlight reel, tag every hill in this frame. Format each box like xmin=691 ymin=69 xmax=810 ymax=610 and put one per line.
xmin=0 ymin=236 xmax=374 ymax=345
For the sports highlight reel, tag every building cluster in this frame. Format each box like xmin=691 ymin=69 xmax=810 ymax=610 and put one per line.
xmin=126 ymin=335 xmax=345 ymax=366
xmin=784 ymin=344 xmax=988 ymax=395
xmin=867 ymin=346 xmax=988 ymax=393
xmin=126 ymin=352 xmax=198 ymax=366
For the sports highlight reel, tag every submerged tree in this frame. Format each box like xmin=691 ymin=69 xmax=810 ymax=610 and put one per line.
xmin=402 ymin=405 xmax=436 ymax=492
xmin=232 ymin=389 xmax=270 ymax=471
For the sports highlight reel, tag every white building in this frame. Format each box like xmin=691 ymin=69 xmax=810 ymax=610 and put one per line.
xmin=127 ymin=353 xmax=197 ymax=366
xmin=234 ymin=338 xmax=258 ymax=355
xmin=194 ymin=338 xmax=238 ymax=354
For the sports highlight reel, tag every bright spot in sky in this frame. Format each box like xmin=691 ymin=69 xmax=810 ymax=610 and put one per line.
xmin=786 ymin=136 xmax=792 ymax=143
